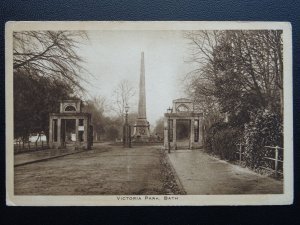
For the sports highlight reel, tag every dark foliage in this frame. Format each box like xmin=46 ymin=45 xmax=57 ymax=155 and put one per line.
xmin=14 ymin=71 xmax=72 ymax=140
xmin=243 ymin=110 xmax=283 ymax=169
xmin=205 ymin=122 xmax=242 ymax=161
xmin=186 ymin=30 xmax=284 ymax=171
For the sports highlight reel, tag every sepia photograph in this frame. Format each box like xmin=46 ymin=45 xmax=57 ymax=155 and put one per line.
xmin=5 ymin=21 xmax=293 ymax=206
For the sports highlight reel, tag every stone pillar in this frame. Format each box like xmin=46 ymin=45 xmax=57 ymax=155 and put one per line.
xmin=84 ymin=117 xmax=88 ymax=146
xmin=173 ymin=119 xmax=177 ymax=150
xmin=57 ymin=118 xmax=61 ymax=148
xmin=163 ymin=117 xmax=168 ymax=149
xmin=75 ymin=118 xmax=79 ymax=144
xmin=199 ymin=117 xmax=203 ymax=146
xmin=190 ymin=118 xmax=195 ymax=149
xmin=49 ymin=116 xmax=53 ymax=147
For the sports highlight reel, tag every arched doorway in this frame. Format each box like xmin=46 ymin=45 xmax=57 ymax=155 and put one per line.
xmin=176 ymin=119 xmax=191 ymax=149
xmin=164 ymin=98 xmax=204 ymax=150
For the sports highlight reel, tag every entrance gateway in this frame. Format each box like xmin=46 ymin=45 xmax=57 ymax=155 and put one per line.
xmin=164 ymin=98 xmax=204 ymax=150
xmin=49 ymin=100 xmax=93 ymax=150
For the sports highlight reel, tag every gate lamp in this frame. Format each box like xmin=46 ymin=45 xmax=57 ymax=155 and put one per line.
xmin=167 ymin=107 xmax=173 ymax=153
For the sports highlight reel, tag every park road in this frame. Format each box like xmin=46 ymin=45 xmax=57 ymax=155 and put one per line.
xmin=14 ymin=144 xmax=178 ymax=195
xmin=14 ymin=144 xmax=283 ymax=195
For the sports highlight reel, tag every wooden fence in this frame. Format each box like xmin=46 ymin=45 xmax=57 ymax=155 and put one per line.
xmin=261 ymin=146 xmax=284 ymax=177
xmin=14 ymin=141 xmax=49 ymax=154
xmin=236 ymin=144 xmax=283 ymax=178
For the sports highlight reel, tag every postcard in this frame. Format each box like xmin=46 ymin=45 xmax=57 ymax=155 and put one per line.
xmin=6 ymin=21 xmax=293 ymax=206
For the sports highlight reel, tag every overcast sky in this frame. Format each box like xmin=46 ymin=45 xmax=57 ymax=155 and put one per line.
xmin=80 ymin=30 xmax=196 ymax=127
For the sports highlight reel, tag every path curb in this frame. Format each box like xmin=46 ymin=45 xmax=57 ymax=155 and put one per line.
xmin=164 ymin=151 xmax=187 ymax=195
xmin=14 ymin=150 xmax=87 ymax=167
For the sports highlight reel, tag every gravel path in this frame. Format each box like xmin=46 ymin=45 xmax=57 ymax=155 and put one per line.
xmin=167 ymin=150 xmax=283 ymax=194
xmin=14 ymin=144 xmax=183 ymax=195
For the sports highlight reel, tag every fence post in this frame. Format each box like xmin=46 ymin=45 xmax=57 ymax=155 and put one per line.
xmin=28 ymin=142 xmax=30 ymax=151
xmin=35 ymin=141 xmax=37 ymax=150
xmin=42 ymin=141 xmax=43 ymax=149
xmin=275 ymin=146 xmax=279 ymax=178
xmin=239 ymin=144 xmax=242 ymax=165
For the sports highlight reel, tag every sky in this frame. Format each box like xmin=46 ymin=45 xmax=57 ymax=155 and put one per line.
xmin=79 ymin=30 xmax=196 ymax=127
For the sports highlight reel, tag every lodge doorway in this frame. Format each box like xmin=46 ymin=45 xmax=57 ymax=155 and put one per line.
xmin=49 ymin=100 xmax=92 ymax=150
xmin=61 ymin=119 xmax=76 ymax=148
xmin=176 ymin=119 xmax=191 ymax=149
xmin=164 ymin=98 xmax=204 ymax=150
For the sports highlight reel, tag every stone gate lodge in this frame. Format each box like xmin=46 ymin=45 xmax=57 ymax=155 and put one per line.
xmin=164 ymin=98 xmax=204 ymax=150
xmin=49 ymin=100 xmax=92 ymax=150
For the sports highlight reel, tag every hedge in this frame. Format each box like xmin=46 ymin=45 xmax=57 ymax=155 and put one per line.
xmin=243 ymin=110 xmax=283 ymax=169
xmin=205 ymin=122 xmax=242 ymax=161
xmin=205 ymin=110 xmax=283 ymax=169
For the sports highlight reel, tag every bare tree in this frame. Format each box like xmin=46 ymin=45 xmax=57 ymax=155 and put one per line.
xmin=13 ymin=30 xmax=89 ymax=140
xmin=112 ymin=79 xmax=136 ymax=121
xmin=183 ymin=31 xmax=224 ymax=127
xmin=184 ymin=30 xmax=283 ymax=121
xmin=13 ymin=30 xmax=89 ymax=92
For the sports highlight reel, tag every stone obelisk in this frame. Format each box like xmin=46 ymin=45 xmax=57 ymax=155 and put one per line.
xmin=133 ymin=52 xmax=150 ymax=142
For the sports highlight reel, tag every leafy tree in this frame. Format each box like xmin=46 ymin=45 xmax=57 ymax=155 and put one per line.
xmin=14 ymin=71 xmax=72 ymax=140
xmin=205 ymin=122 xmax=242 ymax=160
xmin=243 ymin=110 xmax=283 ymax=169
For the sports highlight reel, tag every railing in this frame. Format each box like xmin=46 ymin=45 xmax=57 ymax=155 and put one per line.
xmin=235 ymin=144 xmax=283 ymax=178
xmin=14 ymin=141 xmax=49 ymax=154
xmin=236 ymin=143 xmax=245 ymax=165
xmin=261 ymin=146 xmax=283 ymax=178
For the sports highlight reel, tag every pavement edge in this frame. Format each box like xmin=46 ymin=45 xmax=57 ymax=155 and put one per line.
xmin=164 ymin=151 xmax=187 ymax=195
xmin=14 ymin=150 xmax=87 ymax=167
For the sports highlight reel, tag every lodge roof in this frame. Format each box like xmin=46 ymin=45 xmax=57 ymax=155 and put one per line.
xmin=172 ymin=98 xmax=192 ymax=103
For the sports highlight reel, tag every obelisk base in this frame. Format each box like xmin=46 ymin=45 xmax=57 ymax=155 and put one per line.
xmin=132 ymin=118 xmax=150 ymax=142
